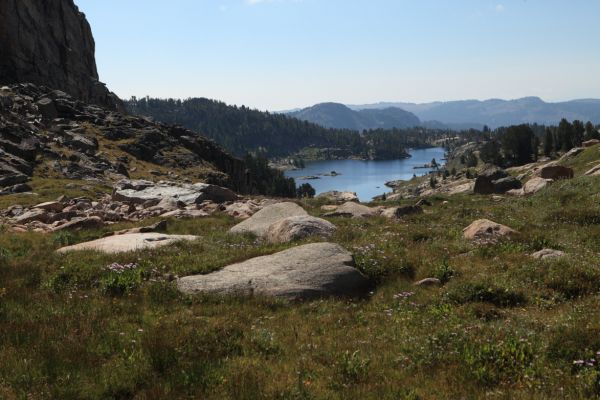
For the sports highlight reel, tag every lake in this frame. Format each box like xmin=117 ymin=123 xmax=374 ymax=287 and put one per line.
xmin=284 ymin=147 xmax=446 ymax=201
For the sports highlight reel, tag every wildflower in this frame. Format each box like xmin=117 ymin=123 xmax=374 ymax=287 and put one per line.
xmin=105 ymin=262 xmax=138 ymax=274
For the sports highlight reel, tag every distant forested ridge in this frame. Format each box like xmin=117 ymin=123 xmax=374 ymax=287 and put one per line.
xmin=288 ymin=102 xmax=421 ymax=130
xmin=125 ymin=97 xmax=455 ymax=160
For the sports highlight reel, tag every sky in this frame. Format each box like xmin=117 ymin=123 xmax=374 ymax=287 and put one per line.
xmin=76 ymin=0 xmax=600 ymax=111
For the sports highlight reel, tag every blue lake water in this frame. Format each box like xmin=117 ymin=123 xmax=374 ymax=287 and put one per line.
xmin=285 ymin=147 xmax=446 ymax=201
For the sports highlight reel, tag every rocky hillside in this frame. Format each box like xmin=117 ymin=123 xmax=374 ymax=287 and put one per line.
xmin=0 ymin=84 xmax=250 ymax=195
xmin=0 ymin=0 xmax=121 ymax=110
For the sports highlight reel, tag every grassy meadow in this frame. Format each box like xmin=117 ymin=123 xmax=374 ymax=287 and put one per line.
xmin=0 ymin=156 xmax=599 ymax=398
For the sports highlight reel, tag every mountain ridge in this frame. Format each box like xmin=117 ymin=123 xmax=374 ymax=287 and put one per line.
xmin=347 ymin=97 xmax=600 ymax=128
xmin=288 ymin=102 xmax=421 ymax=131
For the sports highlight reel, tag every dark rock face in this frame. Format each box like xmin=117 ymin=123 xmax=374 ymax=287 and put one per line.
xmin=0 ymin=0 xmax=122 ymax=110
xmin=473 ymin=176 xmax=495 ymax=195
xmin=492 ymin=176 xmax=522 ymax=193
xmin=540 ymin=165 xmax=574 ymax=180
xmin=474 ymin=165 xmax=520 ymax=195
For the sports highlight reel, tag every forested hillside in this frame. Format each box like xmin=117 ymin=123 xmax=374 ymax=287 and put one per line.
xmin=126 ymin=97 xmax=454 ymax=160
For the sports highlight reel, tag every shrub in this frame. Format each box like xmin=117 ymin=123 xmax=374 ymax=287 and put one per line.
xmin=462 ymin=337 xmax=535 ymax=386
xmin=145 ymin=281 xmax=180 ymax=305
xmin=547 ymin=326 xmax=600 ymax=363
xmin=100 ymin=269 xmax=143 ymax=296
xmin=251 ymin=329 xmax=281 ymax=356
xmin=545 ymin=262 xmax=600 ymax=299
xmin=52 ymin=231 xmax=75 ymax=246
xmin=433 ymin=260 xmax=455 ymax=284
xmin=446 ymin=282 xmax=526 ymax=307
xmin=338 ymin=350 xmax=370 ymax=384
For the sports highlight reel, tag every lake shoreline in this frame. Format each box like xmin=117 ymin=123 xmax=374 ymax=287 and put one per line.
xmin=284 ymin=147 xmax=447 ymax=201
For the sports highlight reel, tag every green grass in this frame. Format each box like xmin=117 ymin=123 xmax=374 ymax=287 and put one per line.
xmin=0 ymin=173 xmax=599 ymax=399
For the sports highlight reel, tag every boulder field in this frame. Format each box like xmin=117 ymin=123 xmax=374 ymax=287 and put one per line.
xmin=1 ymin=180 xmax=267 ymax=233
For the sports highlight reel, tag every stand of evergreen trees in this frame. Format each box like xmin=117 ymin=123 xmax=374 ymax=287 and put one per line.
xmin=477 ymin=119 xmax=599 ymax=167
xmin=125 ymin=97 xmax=455 ymax=160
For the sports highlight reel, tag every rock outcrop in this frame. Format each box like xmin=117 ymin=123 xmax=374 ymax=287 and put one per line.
xmin=316 ymin=191 xmax=359 ymax=203
xmin=0 ymin=84 xmax=250 ymax=193
xmin=0 ymin=0 xmax=122 ymax=110
xmin=323 ymin=202 xmax=378 ymax=218
xmin=584 ymin=164 xmax=600 ymax=176
xmin=112 ymin=180 xmax=238 ymax=206
xmin=177 ymin=243 xmax=370 ymax=299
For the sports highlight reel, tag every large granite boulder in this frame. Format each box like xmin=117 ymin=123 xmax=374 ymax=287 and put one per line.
xmin=112 ymin=180 xmax=238 ymax=205
xmin=523 ymin=177 xmax=552 ymax=195
xmin=264 ymin=215 xmax=337 ymax=244
xmin=463 ymin=219 xmax=518 ymax=243
xmin=177 ymin=243 xmax=369 ymax=299
xmin=57 ymin=233 xmax=198 ymax=254
xmin=230 ymin=202 xmax=308 ymax=237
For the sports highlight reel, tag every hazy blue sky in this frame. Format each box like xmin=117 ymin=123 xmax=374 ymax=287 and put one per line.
xmin=77 ymin=0 xmax=600 ymax=110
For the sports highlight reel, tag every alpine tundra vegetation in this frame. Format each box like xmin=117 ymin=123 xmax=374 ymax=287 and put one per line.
xmin=1 ymin=0 xmax=599 ymax=399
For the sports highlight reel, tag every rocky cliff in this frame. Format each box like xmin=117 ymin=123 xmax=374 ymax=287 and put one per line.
xmin=0 ymin=84 xmax=250 ymax=194
xmin=0 ymin=0 xmax=122 ymax=110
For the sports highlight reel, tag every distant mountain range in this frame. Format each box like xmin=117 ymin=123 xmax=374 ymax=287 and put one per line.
xmin=288 ymin=103 xmax=421 ymax=131
xmin=287 ymin=97 xmax=600 ymax=130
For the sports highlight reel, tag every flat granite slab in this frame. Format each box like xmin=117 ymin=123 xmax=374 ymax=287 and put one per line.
xmin=57 ymin=233 xmax=198 ymax=254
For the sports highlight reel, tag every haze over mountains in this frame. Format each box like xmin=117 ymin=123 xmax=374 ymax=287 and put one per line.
xmin=288 ymin=103 xmax=421 ymax=131
xmin=289 ymin=97 xmax=600 ymax=131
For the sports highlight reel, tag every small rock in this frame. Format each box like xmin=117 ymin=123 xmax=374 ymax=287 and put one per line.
xmin=463 ymin=219 xmax=518 ymax=243
xmin=33 ymin=201 xmax=64 ymax=212
xmin=12 ymin=208 xmax=49 ymax=224
xmin=160 ymin=209 xmax=209 ymax=219
xmin=52 ymin=216 xmax=104 ymax=231
xmin=531 ymin=249 xmax=565 ymax=260
xmin=414 ymin=278 xmax=442 ymax=286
